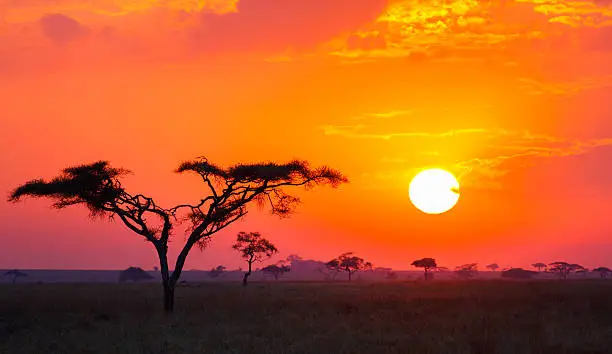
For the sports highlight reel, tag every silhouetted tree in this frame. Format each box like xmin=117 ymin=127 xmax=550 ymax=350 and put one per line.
xmin=8 ymin=159 xmax=346 ymax=313
xmin=4 ymin=269 xmax=27 ymax=284
xmin=208 ymin=265 xmax=226 ymax=279
xmin=454 ymin=263 xmax=478 ymax=279
xmin=119 ymin=267 xmax=153 ymax=282
xmin=326 ymin=252 xmax=372 ymax=281
xmin=232 ymin=232 xmax=278 ymax=286
xmin=323 ymin=259 xmax=342 ymax=280
xmin=501 ymin=268 xmax=537 ymax=279
xmin=576 ymin=268 xmax=589 ymax=277
xmin=486 ymin=263 xmax=499 ymax=272
xmin=593 ymin=267 xmax=611 ymax=279
xmin=261 ymin=261 xmax=291 ymax=280
xmin=532 ymin=263 xmax=547 ymax=272
xmin=411 ymin=258 xmax=437 ymax=280
xmin=548 ymin=262 xmax=584 ymax=280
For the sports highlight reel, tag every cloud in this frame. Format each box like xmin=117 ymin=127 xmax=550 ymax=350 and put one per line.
xmin=321 ymin=125 xmax=487 ymax=140
xmin=327 ymin=0 xmax=612 ymax=61
xmin=450 ymin=132 xmax=612 ymax=189
xmin=2 ymin=0 xmax=239 ymax=23
xmin=352 ymin=110 xmax=413 ymax=120
xmin=337 ymin=125 xmax=612 ymax=190
xmin=188 ymin=0 xmax=387 ymax=53
xmin=517 ymin=75 xmax=612 ymax=95
xmin=39 ymin=14 xmax=90 ymax=44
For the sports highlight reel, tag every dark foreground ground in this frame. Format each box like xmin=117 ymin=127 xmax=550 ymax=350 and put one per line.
xmin=1 ymin=281 xmax=612 ymax=354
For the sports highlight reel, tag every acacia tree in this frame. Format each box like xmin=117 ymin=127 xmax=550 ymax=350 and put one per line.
xmin=593 ymin=267 xmax=611 ymax=279
xmin=548 ymin=262 xmax=584 ymax=280
xmin=454 ymin=263 xmax=478 ymax=279
xmin=208 ymin=265 xmax=226 ymax=279
xmin=501 ymin=268 xmax=537 ymax=279
xmin=4 ymin=269 xmax=27 ymax=284
xmin=326 ymin=252 xmax=372 ymax=281
xmin=411 ymin=258 xmax=437 ymax=281
xmin=486 ymin=263 xmax=499 ymax=272
xmin=8 ymin=159 xmax=346 ymax=312
xmin=532 ymin=262 xmax=547 ymax=272
xmin=261 ymin=261 xmax=291 ymax=280
xmin=232 ymin=232 xmax=278 ymax=286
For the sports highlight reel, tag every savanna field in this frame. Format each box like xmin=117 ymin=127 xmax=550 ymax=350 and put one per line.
xmin=2 ymin=281 xmax=612 ymax=354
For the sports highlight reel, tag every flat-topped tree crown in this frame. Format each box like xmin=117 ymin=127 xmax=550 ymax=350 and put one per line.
xmin=8 ymin=161 xmax=129 ymax=217
xmin=175 ymin=158 xmax=347 ymax=234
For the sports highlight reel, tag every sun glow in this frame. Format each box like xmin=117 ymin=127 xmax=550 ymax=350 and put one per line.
xmin=409 ymin=168 xmax=460 ymax=214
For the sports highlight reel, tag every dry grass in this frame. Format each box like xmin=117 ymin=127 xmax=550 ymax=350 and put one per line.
xmin=1 ymin=280 xmax=612 ymax=353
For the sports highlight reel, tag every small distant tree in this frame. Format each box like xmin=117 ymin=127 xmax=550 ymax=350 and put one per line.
xmin=486 ymin=263 xmax=499 ymax=272
xmin=576 ymin=268 xmax=589 ymax=277
xmin=532 ymin=263 xmax=547 ymax=272
xmin=324 ymin=259 xmax=342 ymax=280
xmin=411 ymin=258 xmax=437 ymax=280
xmin=436 ymin=266 xmax=449 ymax=272
xmin=118 ymin=267 xmax=153 ymax=282
xmin=548 ymin=262 xmax=584 ymax=280
xmin=386 ymin=271 xmax=398 ymax=280
xmin=232 ymin=232 xmax=278 ymax=286
xmin=261 ymin=261 xmax=291 ymax=280
xmin=454 ymin=263 xmax=478 ymax=279
xmin=326 ymin=252 xmax=372 ymax=281
xmin=208 ymin=265 xmax=226 ymax=279
xmin=4 ymin=269 xmax=27 ymax=284
xmin=593 ymin=267 xmax=611 ymax=279
xmin=501 ymin=268 xmax=537 ymax=280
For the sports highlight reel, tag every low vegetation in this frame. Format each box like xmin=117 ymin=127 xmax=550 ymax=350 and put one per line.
xmin=2 ymin=281 xmax=612 ymax=354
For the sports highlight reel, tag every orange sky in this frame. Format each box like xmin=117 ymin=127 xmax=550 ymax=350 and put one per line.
xmin=2 ymin=0 xmax=612 ymax=271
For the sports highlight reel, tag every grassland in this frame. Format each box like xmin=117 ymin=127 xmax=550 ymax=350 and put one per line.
xmin=1 ymin=280 xmax=612 ymax=354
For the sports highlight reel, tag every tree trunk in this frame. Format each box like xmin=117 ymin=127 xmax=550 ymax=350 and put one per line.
xmin=348 ymin=271 xmax=352 ymax=282
xmin=243 ymin=261 xmax=252 ymax=286
xmin=163 ymin=282 xmax=175 ymax=313
xmin=156 ymin=243 xmax=177 ymax=314
xmin=424 ymin=269 xmax=429 ymax=281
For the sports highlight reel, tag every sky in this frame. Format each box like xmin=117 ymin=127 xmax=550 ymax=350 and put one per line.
xmin=2 ymin=0 xmax=612 ymax=271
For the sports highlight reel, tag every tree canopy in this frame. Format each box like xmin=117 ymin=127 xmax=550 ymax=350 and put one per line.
xmin=233 ymin=231 xmax=278 ymax=286
xmin=532 ymin=263 xmax=547 ymax=272
xmin=548 ymin=262 xmax=584 ymax=280
xmin=593 ymin=267 xmax=611 ymax=278
xmin=454 ymin=263 xmax=478 ymax=279
xmin=411 ymin=258 xmax=437 ymax=280
xmin=326 ymin=252 xmax=372 ymax=281
xmin=9 ymin=158 xmax=346 ymax=312
xmin=501 ymin=268 xmax=537 ymax=280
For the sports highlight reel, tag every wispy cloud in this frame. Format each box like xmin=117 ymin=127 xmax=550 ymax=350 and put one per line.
xmin=322 ymin=125 xmax=487 ymax=140
xmin=346 ymin=126 xmax=612 ymax=190
xmin=517 ymin=76 xmax=612 ymax=95
xmin=353 ymin=110 xmax=413 ymax=120
xmin=455 ymin=134 xmax=612 ymax=189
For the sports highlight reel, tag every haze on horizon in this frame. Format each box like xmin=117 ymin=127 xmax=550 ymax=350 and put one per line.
xmin=2 ymin=0 xmax=612 ymax=271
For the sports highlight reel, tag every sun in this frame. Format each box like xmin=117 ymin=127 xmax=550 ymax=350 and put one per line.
xmin=409 ymin=168 xmax=460 ymax=214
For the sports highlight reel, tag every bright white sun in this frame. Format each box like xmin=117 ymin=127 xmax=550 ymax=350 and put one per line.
xmin=409 ymin=168 xmax=460 ymax=214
